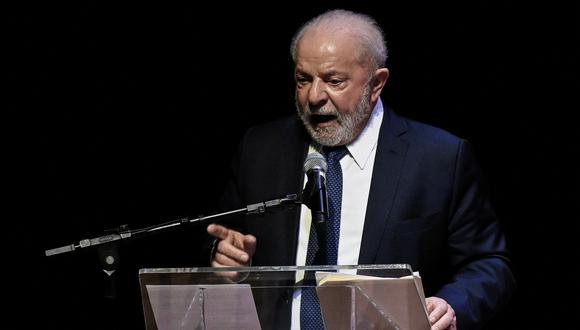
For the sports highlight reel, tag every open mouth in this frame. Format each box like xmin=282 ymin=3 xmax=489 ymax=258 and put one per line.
xmin=311 ymin=114 xmax=338 ymax=125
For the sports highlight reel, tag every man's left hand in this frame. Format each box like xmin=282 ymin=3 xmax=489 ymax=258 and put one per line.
xmin=426 ymin=296 xmax=456 ymax=330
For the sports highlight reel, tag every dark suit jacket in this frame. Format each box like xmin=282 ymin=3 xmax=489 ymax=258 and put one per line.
xmin=219 ymin=108 xmax=514 ymax=329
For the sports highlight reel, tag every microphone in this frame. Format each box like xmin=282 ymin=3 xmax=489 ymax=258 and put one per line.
xmin=302 ymin=152 xmax=329 ymax=224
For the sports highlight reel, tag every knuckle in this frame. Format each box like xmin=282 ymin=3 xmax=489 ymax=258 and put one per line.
xmin=216 ymin=253 xmax=231 ymax=265
xmin=214 ymin=253 xmax=224 ymax=264
xmin=217 ymin=240 xmax=231 ymax=251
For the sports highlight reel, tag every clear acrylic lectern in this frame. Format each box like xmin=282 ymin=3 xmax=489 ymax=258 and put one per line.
xmin=139 ymin=264 xmax=430 ymax=330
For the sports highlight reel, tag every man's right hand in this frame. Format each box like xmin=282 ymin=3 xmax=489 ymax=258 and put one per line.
xmin=207 ymin=223 xmax=256 ymax=267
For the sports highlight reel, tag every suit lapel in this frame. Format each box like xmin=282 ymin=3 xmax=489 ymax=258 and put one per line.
xmin=281 ymin=118 xmax=310 ymax=264
xmin=358 ymin=109 xmax=409 ymax=264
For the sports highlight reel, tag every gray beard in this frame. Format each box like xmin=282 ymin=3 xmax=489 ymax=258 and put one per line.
xmin=296 ymin=84 xmax=373 ymax=146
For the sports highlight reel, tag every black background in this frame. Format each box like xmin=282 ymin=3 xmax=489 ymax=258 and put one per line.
xmin=6 ymin=1 xmax=577 ymax=329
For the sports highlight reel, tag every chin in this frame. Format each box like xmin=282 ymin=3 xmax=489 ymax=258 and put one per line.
xmin=310 ymin=126 xmax=349 ymax=146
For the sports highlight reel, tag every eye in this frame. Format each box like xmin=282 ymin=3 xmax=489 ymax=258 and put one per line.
xmin=296 ymin=76 xmax=311 ymax=86
xmin=329 ymin=79 xmax=342 ymax=86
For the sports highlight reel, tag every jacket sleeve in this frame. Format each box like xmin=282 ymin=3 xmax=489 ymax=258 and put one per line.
xmin=203 ymin=128 xmax=252 ymax=265
xmin=435 ymin=140 xmax=515 ymax=329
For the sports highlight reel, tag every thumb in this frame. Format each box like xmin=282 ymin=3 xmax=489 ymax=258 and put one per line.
xmin=243 ymin=234 xmax=257 ymax=257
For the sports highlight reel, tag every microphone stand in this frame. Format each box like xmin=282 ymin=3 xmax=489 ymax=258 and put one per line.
xmin=44 ymin=193 xmax=301 ymax=323
xmin=43 ymin=188 xmax=310 ymax=328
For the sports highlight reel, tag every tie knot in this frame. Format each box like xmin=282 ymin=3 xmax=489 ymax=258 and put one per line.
xmin=324 ymin=145 xmax=348 ymax=163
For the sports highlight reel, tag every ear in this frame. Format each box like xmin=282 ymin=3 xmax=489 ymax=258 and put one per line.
xmin=370 ymin=68 xmax=389 ymax=103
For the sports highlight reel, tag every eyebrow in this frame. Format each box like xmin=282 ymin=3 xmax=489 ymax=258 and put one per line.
xmin=295 ymin=69 xmax=346 ymax=78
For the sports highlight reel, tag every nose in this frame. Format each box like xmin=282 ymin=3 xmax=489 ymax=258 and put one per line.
xmin=307 ymin=78 xmax=328 ymax=109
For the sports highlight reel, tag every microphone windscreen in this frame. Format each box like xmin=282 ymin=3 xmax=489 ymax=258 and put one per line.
xmin=303 ymin=152 xmax=327 ymax=173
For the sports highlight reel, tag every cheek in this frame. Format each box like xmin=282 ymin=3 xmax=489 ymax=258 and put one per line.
xmin=329 ymin=94 xmax=357 ymax=114
xmin=296 ymin=89 xmax=308 ymax=105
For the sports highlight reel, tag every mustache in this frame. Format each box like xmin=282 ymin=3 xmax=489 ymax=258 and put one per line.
xmin=304 ymin=104 xmax=339 ymax=116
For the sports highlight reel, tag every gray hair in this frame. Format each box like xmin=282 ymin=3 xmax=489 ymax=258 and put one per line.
xmin=290 ymin=9 xmax=388 ymax=71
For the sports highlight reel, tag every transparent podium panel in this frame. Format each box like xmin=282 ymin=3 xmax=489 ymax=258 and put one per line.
xmin=139 ymin=264 xmax=429 ymax=330
xmin=317 ymin=285 xmax=399 ymax=329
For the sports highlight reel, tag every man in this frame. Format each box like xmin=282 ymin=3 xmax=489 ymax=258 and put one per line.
xmin=207 ymin=9 xmax=514 ymax=330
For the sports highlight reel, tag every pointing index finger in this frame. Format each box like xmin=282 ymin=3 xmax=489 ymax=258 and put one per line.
xmin=207 ymin=224 xmax=231 ymax=240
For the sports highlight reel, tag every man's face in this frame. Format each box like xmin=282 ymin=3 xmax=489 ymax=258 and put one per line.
xmin=294 ymin=31 xmax=374 ymax=146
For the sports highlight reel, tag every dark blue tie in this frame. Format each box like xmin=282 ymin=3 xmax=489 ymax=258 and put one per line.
xmin=300 ymin=145 xmax=348 ymax=329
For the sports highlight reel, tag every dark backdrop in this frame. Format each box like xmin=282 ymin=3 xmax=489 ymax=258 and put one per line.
xmin=6 ymin=1 xmax=576 ymax=329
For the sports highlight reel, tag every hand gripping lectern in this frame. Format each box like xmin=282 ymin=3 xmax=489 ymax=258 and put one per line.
xmin=139 ymin=264 xmax=431 ymax=330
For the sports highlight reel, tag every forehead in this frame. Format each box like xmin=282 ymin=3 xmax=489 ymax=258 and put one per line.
xmin=295 ymin=30 xmax=361 ymax=73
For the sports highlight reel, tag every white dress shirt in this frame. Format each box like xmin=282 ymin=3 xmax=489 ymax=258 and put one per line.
xmin=290 ymin=98 xmax=384 ymax=329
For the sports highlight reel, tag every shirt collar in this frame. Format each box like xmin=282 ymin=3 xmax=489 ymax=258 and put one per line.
xmin=345 ymin=97 xmax=384 ymax=170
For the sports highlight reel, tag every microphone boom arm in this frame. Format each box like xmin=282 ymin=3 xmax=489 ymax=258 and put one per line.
xmin=45 ymin=193 xmax=301 ymax=257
